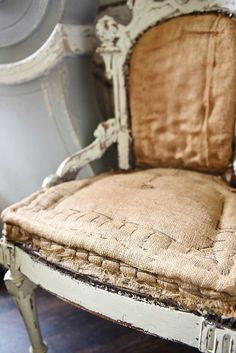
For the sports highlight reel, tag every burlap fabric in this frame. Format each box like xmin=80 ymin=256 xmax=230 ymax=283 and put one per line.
xmin=129 ymin=14 xmax=236 ymax=173
xmin=2 ymin=168 xmax=236 ymax=317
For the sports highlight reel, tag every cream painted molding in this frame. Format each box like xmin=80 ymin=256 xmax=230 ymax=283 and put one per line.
xmin=0 ymin=24 xmax=95 ymax=85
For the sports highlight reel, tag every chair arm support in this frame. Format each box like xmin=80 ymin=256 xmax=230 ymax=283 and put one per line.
xmin=42 ymin=118 xmax=118 ymax=188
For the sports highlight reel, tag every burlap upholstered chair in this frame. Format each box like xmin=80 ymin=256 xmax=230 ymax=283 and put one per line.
xmin=2 ymin=1 xmax=236 ymax=352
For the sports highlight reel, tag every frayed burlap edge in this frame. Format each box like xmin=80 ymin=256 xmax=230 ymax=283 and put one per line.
xmin=3 ymin=223 xmax=236 ymax=318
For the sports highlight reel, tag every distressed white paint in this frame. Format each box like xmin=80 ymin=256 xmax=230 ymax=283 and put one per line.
xmin=42 ymin=118 xmax=118 ymax=187
xmin=4 ymin=267 xmax=47 ymax=353
xmin=2 ymin=2 xmax=236 ymax=352
xmin=44 ymin=0 xmax=236 ymax=178
xmin=0 ymin=241 xmax=202 ymax=350
xmin=96 ymin=0 xmax=236 ymax=170
xmin=200 ymin=322 xmax=236 ymax=353
xmin=2 ymin=241 xmax=236 ymax=353
xmin=0 ymin=24 xmax=95 ymax=85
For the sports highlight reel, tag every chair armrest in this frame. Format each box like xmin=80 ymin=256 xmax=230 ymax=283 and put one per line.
xmin=42 ymin=118 xmax=118 ymax=187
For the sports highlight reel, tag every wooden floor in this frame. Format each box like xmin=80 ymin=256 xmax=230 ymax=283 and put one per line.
xmin=0 ymin=271 xmax=198 ymax=353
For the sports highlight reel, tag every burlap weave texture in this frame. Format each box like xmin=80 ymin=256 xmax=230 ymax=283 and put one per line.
xmin=2 ymin=168 xmax=236 ymax=316
xmin=130 ymin=14 xmax=236 ymax=172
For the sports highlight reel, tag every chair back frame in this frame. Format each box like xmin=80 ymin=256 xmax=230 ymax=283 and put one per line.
xmin=96 ymin=0 xmax=236 ymax=170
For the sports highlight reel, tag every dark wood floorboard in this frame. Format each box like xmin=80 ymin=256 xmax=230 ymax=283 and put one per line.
xmin=0 ymin=276 xmax=198 ymax=353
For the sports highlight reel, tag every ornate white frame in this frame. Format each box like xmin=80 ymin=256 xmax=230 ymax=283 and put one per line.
xmin=43 ymin=0 xmax=236 ymax=187
xmin=96 ymin=0 xmax=236 ymax=170
xmin=2 ymin=1 xmax=236 ymax=352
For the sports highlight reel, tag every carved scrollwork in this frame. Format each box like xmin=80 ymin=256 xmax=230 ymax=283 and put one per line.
xmin=42 ymin=118 xmax=118 ymax=188
xmin=126 ymin=0 xmax=236 ymax=16
xmin=96 ymin=16 xmax=122 ymax=48
xmin=98 ymin=0 xmax=236 ymax=58
xmin=45 ymin=0 xmax=236 ymax=186
xmin=96 ymin=15 xmax=130 ymax=79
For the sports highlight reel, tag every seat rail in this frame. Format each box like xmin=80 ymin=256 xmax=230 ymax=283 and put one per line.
xmin=1 ymin=239 xmax=236 ymax=352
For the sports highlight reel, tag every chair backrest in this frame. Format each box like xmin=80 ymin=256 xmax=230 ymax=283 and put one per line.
xmin=96 ymin=0 xmax=236 ymax=174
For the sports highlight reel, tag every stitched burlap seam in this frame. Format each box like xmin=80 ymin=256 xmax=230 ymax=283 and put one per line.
xmin=4 ymin=222 xmax=236 ymax=317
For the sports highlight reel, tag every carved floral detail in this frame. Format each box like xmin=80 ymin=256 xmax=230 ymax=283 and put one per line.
xmin=96 ymin=15 xmax=122 ymax=47
xmin=127 ymin=0 xmax=236 ymax=14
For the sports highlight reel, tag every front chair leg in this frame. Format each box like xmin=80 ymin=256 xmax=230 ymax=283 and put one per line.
xmin=4 ymin=269 xmax=48 ymax=353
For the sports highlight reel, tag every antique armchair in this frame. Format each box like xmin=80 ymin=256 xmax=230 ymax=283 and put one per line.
xmin=2 ymin=0 xmax=236 ymax=352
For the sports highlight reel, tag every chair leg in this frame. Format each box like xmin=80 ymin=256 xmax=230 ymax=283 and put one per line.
xmin=4 ymin=269 xmax=48 ymax=353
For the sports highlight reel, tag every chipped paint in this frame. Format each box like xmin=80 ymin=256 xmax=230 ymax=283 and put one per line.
xmin=2 ymin=2 xmax=236 ymax=353
xmin=3 ymin=241 xmax=236 ymax=352
xmin=0 ymin=241 xmax=202 ymax=351
xmin=2 ymin=240 xmax=236 ymax=352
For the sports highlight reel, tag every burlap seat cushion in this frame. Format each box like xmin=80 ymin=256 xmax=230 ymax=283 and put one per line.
xmin=129 ymin=14 xmax=236 ymax=173
xmin=2 ymin=168 xmax=236 ymax=317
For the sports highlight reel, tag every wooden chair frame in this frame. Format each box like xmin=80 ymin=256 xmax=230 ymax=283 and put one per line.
xmin=1 ymin=1 xmax=236 ymax=352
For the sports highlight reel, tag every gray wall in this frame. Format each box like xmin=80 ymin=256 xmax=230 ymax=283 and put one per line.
xmin=0 ymin=0 xmax=129 ymax=210
xmin=0 ymin=0 xmax=105 ymax=210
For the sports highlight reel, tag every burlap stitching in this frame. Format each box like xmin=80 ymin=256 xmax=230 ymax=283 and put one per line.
xmin=4 ymin=204 xmax=230 ymax=269
xmin=3 ymin=169 xmax=236 ymax=313
xmin=5 ymin=223 xmax=236 ymax=317
xmin=4 ymin=223 xmax=236 ymax=302
xmin=2 ymin=175 xmax=228 ymax=261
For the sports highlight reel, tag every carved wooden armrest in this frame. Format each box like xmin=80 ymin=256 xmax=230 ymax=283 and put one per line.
xmin=42 ymin=118 xmax=118 ymax=188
